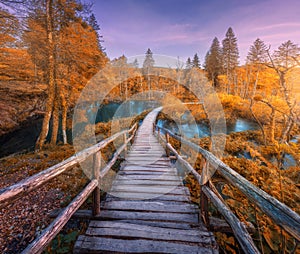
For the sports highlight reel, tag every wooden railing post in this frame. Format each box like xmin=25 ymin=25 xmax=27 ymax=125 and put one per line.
xmin=200 ymin=159 xmax=210 ymax=227
xmin=157 ymin=128 xmax=160 ymax=142
xmin=92 ymin=151 xmax=101 ymax=216
xmin=123 ymin=132 xmax=127 ymax=159
xmin=165 ymin=132 xmax=170 ymax=157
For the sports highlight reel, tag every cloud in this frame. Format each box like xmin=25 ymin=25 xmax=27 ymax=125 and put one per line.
xmin=251 ymin=22 xmax=300 ymax=32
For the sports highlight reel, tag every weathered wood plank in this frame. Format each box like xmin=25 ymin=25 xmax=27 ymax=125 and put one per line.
xmin=74 ymin=237 xmax=218 ymax=254
xmin=113 ymin=180 xmax=182 ymax=187
xmin=89 ymin=220 xmax=205 ymax=236
xmin=102 ymin=200 xmax=198 ymax=213
xmin=104 ymin=219 xmax=196 ymax=229
xmin=115 ymin=175 xmax=182 ymax=181
xmin=110 ymin=185 xmax=190 ymax=195
xmin=85 ymin=226 xmax=213 ymax=244
xmin=106 ymin=193 xmax=191 ymax=202
xmin=97 ymin=210 xmax=198 ymax=224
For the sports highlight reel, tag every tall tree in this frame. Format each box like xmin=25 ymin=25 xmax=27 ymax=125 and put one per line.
xmin=143 ymin=48 xmax=154 ymax=98
xmin=25 ymin=0 xmax=106 ymax=148
xmin=246 ymin=38 xmax=268 ymax=97
xmin=204 ymin=37 xmax=222 ymax=87
xmin=192 ymin=53 xmax=200 ymax=68
xmin=247 ymin=38 xmax=268 ymax=64
xmin=132 ymin=58 xmax=139 ymax=68
xmin=87 ymin=13 xmax=105 ymax=52
xmin=0 ymin=7 xmax=34 ymax=80
xmin=35 ymin=0 xmax=55 ymax=149
xmin=112 ymin=55 xmax=129 ymax=99
xmin=186 ymin=57 xmax=192 ymax=69
xmin=267 ymin=40 xmax=300 ymax=142
xmin=142 ymin=48 xmax=154 ymax=73
xmin=222 ymin=27 xmax=239 ymax=93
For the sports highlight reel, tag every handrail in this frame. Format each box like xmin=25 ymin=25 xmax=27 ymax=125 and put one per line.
xmin=0 ymin=123 xmax=138 ymax=254
xmin=0 ymin=123 xmax=137 ymax=206
xmin=154 ymin=124 xmax=300 ymax=252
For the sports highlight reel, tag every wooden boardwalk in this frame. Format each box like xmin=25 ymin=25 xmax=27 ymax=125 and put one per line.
xmin=74 ymin=108 xmax=218 ymax=253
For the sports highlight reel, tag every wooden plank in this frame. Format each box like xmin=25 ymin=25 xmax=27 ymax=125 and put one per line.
xmin=122 ymin=165 xmax=175 ymax=170
xmin=110 ymin=185 xmax=190 ymax=195
xmin=74 ymin=237 xmax=218 ymax=254
xmin=113 ymin=180 xmax=182 ymax=186
xmin=85 ymin=226 xmax=214 ymax=244
xmin=105 ymin=193 xmax=191 ymax=202
xmin=103 ymin=200 xmax=198 ymax=213
xmin=118 ymin=171 xmax=178 ymax=176
xmin=97 ymin=210 xmax=198 ymax=224
xmin=88 ymin=221 xmax=202 ymax=233
xmin=115 ymin=175 xmax=182 ymax=181
xmin=105 ymin=219 xmax=196 ymax=229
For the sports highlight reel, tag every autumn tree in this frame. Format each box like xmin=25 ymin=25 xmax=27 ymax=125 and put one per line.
xmin=204 ymin=37 xmax=222 ymax=87
xmin=192 ymin=53 xmax=200 ymax=68
xmin=0 ymin=7 xmax=34 ymax=81
xmin=132 ymin=58 xmax=139 ymax=68
xmin=222 ymin=27 xmax=239 ymax=94
xmin=23 ymin=0 xmax=106 ymax=148
xmin=112 ymin=55 xmax=129 ymax=99
xmin=267 ymin=40 xmax=300 ymax=142
xmin=143 ymin=48 xmax=154 ymax=98
xmin=34 ymin=0 xmax=55 ymax=149
xmin=186 ymin=57 xmax=192 ymax=69
xmin=143 ymin=48 xmax=154 ymax=73
xmin=246 ymin=38 xmax=268 ymax=97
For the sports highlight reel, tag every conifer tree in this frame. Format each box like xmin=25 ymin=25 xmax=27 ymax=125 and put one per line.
xmin=186 ymin=57 xmax=192 ymax=69
xmin=222 ymin=27 xmax=239 ymax=93
xmin=204 ymin=37 xmax=222 ymax=87
xmin=192 ymin=53 xmax=200 ymax=68
xmin=143 ymin=48 xmax=154 ymax=73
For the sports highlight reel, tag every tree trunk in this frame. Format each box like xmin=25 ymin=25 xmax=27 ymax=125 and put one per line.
xmin=250 ymin=99 xmax=266 ymax=145
xmin=36 ymin=0 xmax=55 ymax=150
xmin=252 ymin=69 xmax=260 ymax=98
xmin=50 ymin=85 xmax=60 ymax=145
xmin=61 ymin=92 xmax=68 ymax=144
xmin=269 ymin=107 xmax=276 ymax=143
xmin=279 ymin=72 xmax=296 ymax=143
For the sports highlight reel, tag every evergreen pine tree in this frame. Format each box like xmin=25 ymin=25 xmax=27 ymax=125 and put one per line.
xmin=143 ymin=48 xmax=154 ymax=74
xmin=192 ymin=53 xmax=200 ymax=68
xmin=247 ymin=38 xmax=268 ymax=64
xmin=204 ymin=37 xmax=222 ymax=86
xmin=186 ymin=57 xmax=192 ymax=69
xmin=222 ymin=27 xmax=239 ymax=93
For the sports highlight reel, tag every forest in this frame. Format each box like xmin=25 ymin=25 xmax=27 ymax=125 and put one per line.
xmin=0 ymin=0 xmax=299 ymax=253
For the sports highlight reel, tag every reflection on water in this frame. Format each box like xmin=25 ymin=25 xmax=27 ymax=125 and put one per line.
xmin=95 ymin=101 xmax=160 ymax=123
xmin=270 ymin=154 xmax=297 ymax=169
xmin=0 ymin=101 xmax=160 ymax=158
xmin=156 ymin=118 xmax=260 ymax=138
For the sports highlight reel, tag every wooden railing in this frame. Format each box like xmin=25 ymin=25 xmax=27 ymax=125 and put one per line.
xmin=0 ymin=123 xmax=137 ymax=254
xmin=154 ymin=124 xmax=300 ymax=254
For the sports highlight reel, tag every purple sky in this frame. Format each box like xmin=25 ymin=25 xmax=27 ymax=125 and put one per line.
xmin=92 ymin=0 xmax=300 ymax=64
